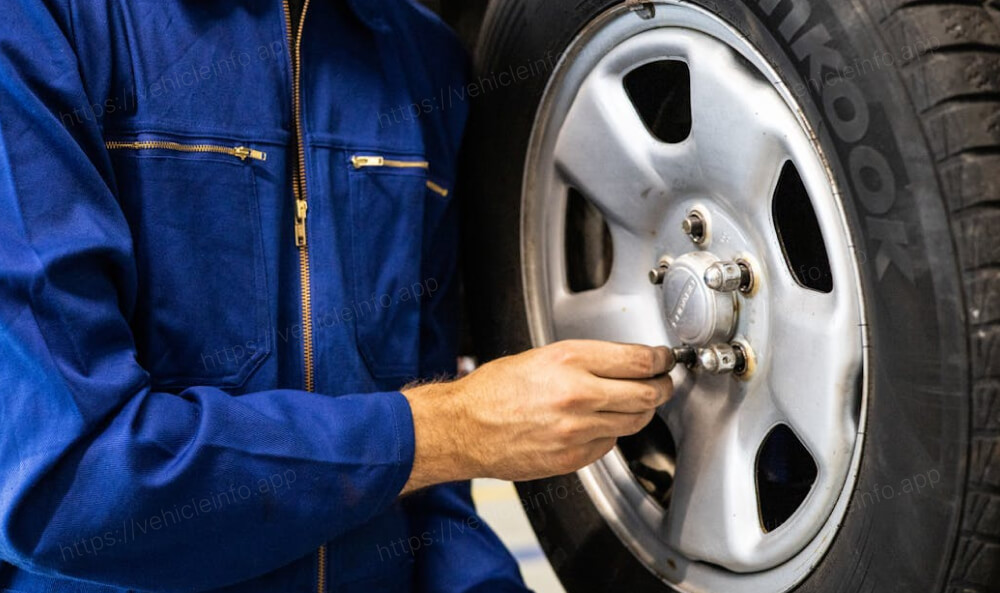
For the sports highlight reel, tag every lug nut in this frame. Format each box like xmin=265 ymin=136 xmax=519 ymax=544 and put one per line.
xmin=704 ymin=260 xmax=754 ymax=293
xmin=682 ymin=211 xmax=707 ymax=244
xmin=648 ymin=257 xmax=671 ymax=285
xmin=697 ymin=343 xmax=747 ymax=375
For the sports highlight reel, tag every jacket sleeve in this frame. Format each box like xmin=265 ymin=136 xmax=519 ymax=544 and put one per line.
xmin=0 ymin=3 xmax=414 ymax=592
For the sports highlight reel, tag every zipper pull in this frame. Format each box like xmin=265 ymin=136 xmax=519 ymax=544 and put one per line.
xmin=294 ymin=199 xmax=308 ymax=247
xmin=234 ymin=146 xmax=268 ymax=161
xmin=351 ymin=155 xmax=385 ymax=169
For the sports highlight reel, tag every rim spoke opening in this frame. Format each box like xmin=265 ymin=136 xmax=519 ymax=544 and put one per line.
xmin=756 ymin=425 xmax=818 ymax=534
xmin=565 ymin=187 xmax=615 ymax=293
xmin=772 ymin=161 xmax=834 ymax=294
xmin=624 ymin=59 xmax=692 ymax=144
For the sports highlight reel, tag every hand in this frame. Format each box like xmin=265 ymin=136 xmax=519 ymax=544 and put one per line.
xmin=401 ymin=340 xmax=674 ymax=493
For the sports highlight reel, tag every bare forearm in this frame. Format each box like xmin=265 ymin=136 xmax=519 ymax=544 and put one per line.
xmin=401 ymin=381 xmax=478 ymax=494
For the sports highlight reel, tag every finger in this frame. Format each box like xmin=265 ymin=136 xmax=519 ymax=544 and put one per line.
xmin=552 ymin=437 xmax=618 ymax=475
xmin=574 ymin=409 xmax=657 ymax=441
xmin=579 ymin=437 xmax=618 ymax=468
xmin=554 ymin=340 xmax=672 ymax=379
xmin=591 ymin=375 xmax=674 ymax=414
xmin=606 ymin=409 xmax=657 ymax=437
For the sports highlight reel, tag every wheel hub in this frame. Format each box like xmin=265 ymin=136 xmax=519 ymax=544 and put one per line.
xmin=661 ymin=251 xmax=736 ymax=347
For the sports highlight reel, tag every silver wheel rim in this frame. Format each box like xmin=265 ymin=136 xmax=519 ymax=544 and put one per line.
xmin=520 ymin=3 xmax=869 ymax=592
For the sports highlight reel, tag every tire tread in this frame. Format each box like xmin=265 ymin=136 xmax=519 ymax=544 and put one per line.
xmin=875 ymin=1 xmax=1000 ymax=589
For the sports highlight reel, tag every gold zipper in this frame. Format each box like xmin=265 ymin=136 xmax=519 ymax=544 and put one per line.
xmin=350 ymin=155 xmax=430 ymax=169
xmin=426 ymin=180 xmax=449 ymax=198
xmin=286 ymin=0 xmax=314 ymax=391
xmin=283 ymin=1 xmax=324 ymax=591
xmin=105 ymin=140 xmax=267 ymax=162
xmin=350 ymin=155 xmax=450 ymax=197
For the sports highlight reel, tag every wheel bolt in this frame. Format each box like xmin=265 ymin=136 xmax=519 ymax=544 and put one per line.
xmin=731 ymin=342 xmax=751 ymax=376
xmin=704 ymin=260 xmax=754 ymax=293
xmin=682 ymin=211 xmax=707 ymax=244
xmin=648 ymin=257 xmax=671 ymax=285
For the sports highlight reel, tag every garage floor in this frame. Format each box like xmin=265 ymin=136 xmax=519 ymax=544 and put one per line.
xmin=472 ymin=480 xmax=566 ymax=593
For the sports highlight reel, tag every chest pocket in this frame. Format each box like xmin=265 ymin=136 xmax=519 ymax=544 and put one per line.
xmin=347 ymin=154 xmax=450 ymax=386
xmin=107 ymin=137 xmax=271 ymax=391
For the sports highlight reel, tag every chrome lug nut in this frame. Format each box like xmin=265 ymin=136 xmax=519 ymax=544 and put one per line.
xmin=681 ymin=210 xmax=707 ymax=244
xmin=697 ymin=343 xmax=747 ymax=375
xmin=704 ymin=260 xmax=754 ymax=293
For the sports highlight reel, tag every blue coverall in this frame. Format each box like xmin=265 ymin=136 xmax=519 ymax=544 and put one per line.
xmin=0 ymin=0 xmax=529 ymax=591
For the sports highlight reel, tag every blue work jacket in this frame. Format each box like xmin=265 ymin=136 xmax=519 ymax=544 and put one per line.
xmin=0 ymin=1 xmax=529 ymax=592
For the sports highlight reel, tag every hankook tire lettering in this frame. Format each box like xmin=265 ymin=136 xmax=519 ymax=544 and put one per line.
xmin=761 ymin=0 xmax=915 ymax=282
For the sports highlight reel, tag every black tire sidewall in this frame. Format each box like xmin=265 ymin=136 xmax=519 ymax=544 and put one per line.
xmin=461 ymin=1 xmax=970 ymax=591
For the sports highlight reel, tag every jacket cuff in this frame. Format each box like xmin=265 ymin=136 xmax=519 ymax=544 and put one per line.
xmin=378 ymin=390 xmax=416 ymax=508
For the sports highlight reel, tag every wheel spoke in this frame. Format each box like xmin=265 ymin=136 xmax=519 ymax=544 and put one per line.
xmin=764 ymin=271 xmax=861 ymax=462
xmin=664 ymin=383 xmax=777 ymax=570
xmin=685 ymin=38 xmax=794 ymax=208
xmin=550 ymin=286 xmax=666 ymax=346
xmin=553 ymin=70 xmax=673 ymax=235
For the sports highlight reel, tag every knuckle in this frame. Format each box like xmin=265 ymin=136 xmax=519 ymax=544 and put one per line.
xmin=632 ymin=347 xmax=657 ymax=376
xmin=553 ymin=419 xmax=581 ymax=444
xmin=638 ymin=385 xmax=659 ymax=407
xmin=571 ymin=449 xmax=592 ymax=471
xmin=548 ymin=342 xmax=579 ymax=367
xmin=629 ymin=411 xmax=654 ymax=434
xmin=552 ymin=385 xmax=580 ymax=412
xmin=591 ymin=439 xmax=615 ymax=463
xmin=553 ymin=449 xmax=582 ymax=473
xmin=582 ymin=440 xmax=614 ymax=468
xmin=555 ymin=375 xmax=595 ymax=411
xmin=595 ymin=388 xmax=612 ymax=412
xmin=661 ymin=377 xmax=675 ymax=401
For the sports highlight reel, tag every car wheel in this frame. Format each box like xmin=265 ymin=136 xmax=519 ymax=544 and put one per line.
xmin=461 ymin=1 xmax=1000 ymax=592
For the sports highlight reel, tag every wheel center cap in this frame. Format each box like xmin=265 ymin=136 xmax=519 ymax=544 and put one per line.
xmin=661 ymin=251 xmax=737 ymax=346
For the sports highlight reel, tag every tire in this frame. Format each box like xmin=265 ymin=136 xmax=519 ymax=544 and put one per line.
xmin=421 ymin=0 xmax=491 ymax=52
xmin=460 ymin=1 xmax=1000 ymax=592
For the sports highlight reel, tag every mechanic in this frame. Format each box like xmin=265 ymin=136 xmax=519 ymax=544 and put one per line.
xmin=0 ymin=1 xmax=674 ymax=592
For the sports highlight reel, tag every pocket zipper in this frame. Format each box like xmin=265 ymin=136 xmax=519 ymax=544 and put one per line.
xmin=105 ymin=140 xmax=267 ymax=162
xmin=350 ymin=155 xmax=449 ymax=197
xmin=351 ymin=155 xmax=429 ymax=170
xmin=425 ymin=180 xmax=449 ymax=198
